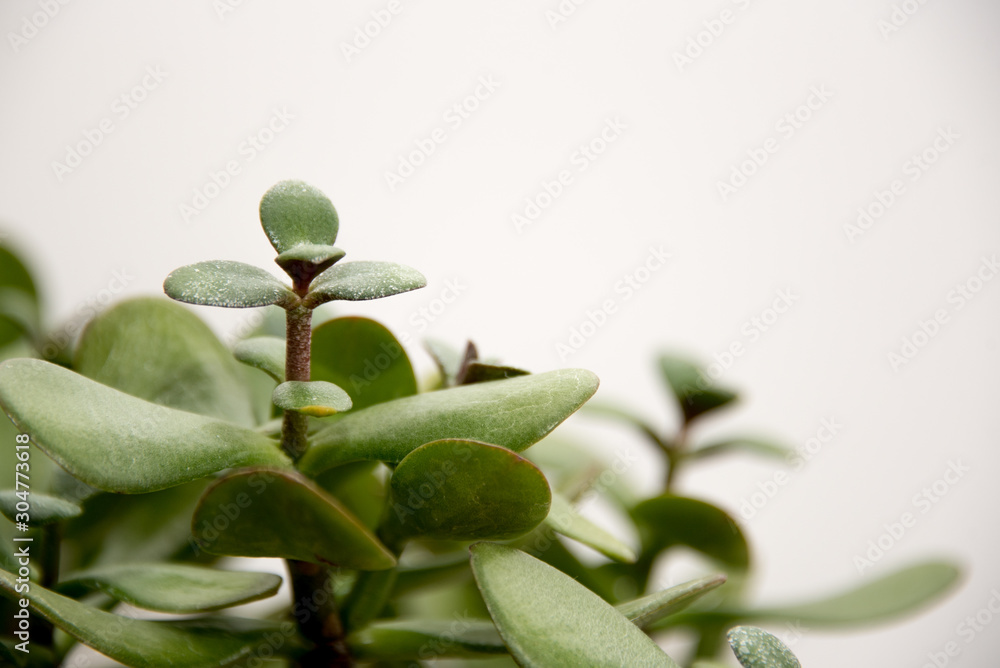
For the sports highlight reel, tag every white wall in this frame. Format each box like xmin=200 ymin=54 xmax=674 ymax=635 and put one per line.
xmin=1 ymin=1 xmax=998 ymax=665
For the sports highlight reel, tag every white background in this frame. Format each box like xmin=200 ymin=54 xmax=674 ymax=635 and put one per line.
xmin=2 ymin=1 xmax=999 ymax=666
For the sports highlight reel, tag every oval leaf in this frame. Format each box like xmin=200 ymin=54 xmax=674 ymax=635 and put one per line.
xmin=0 ymin=568 xmax=287 ymax=668
xmin=633 ymin=495 xmax=750 ymax=570
xmin=659 ymin=354 xmax=738 ymax=423
xmin=688 ymin=437 xmax=791 ymax=462
xmin=0 ymin=244 xmax=40 ymax=347
xmin=460 ymin=362 xmax=530 ymax=385
xmin=58 ymin=563 xmax=281 ymax=613
xmin=0 ymin=359 xmax=290 ymax=493
xmin=312 ymin=317 xmax=418 ymax=410
xmin=304 ymin=261 xmax=426 ymax=306
xmin=233 ymin=336 xmax=286 ymax=382
xmin=617 ymin=574 xmax=727 ymax=629
xmin=727 ymin=626 xmax=801 ymax=668
xmin=191 ymin=468 xmax=395 ymax=570
xmin=545 ymin=493 xmax=636 ymax=563
xmin=164 ymin=261 xmax=295 ymax=309
xmin=272 ymin=380 xmax=352 ymax=416
xmin=300 ymin=368 xmax=599 ymax=475
xmin=0 ymin=490 xmax=80 ymax=526
xmin=347 ymin=619 xmax=506 ymax=661
xmin=389 ymin=440 xmax=551 ymax=541
xmin=259 ymin=180 xmax=339 ymax=254
xmin=75 ymin=297 xmax=257 ymax=427
xmin=470 ymin=543 xmax=680 ymax=667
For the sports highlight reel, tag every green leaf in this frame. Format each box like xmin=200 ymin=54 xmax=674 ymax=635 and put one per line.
xmin=274 ymin=244 xmax=345 ymax=274
xmin=470 ymin=543 xmax=680 ymax=667
xmin=74 ymin=297 xmax=257 ymax=427
xmin=0 ymin=568 xmax=290 ymax=668
xmin=658 ymin=354 xmax=738 ymax=423
xmin=582 ymin=401 xmax=663 ymax=446
xmin=0 ymin=359 xmax=290 ymax=493
xmin=191 ymin=468 xmax=395 ymax=569
xmin=347 ymin=619 xmax=506 ymax=661
xmin=314 ymin=461 xmax=386 ymax=532
xmin=388 ymin=440 xmax=551 ymax=541
xmin=544 ymin=494 xmax=636 ymax=563
xmin=616 ymin=575 xmax=727 ymax=629
xmin=312 ymin=317 xmax=418 ymax=410
xmin=58 ymin=563 xmax=281 ymax=613
xmin=688 ymin=437 xmax=791 ymax=462
xmin=233 ymin=336 xmax=286 ymax=382
xmin=460 ymin=362 xmax=530 ymax=385
xmin=163 ymin=261 xmax=295 ymax=309
xmin=423 ymin=338 xmax=463 ymax=387
xmin=300 ymin=368 xmax=599 ymax=475
xmin=746 ymin=561 xmax=960 ymax=627
xmin=727 ymin=626 xmax=801 ymax=668
xmin=304 ymin=261 xmax=426 ymax=307
xmin=0 ymin=490 xmax=80 ymax=526
xmin=0 ymin=245 xmax=40 ymax=347
xmin=633 ymin=495 xmax=750 ymax=570
xmin=272 ymin=380 xmax=352 ymax=416
xmin=259 ymin=180 xmax=339 ymax=254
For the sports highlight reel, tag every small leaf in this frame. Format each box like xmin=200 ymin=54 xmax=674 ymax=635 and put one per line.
xmin=347 ymin=619 xmax=506 ymax=661
xmin=233 ymin=336 xmax=286 ymax=382
xmin=0 ymin=568 xmax=290 ymax=668
xmin=272 ymin=380 xmax=352 ymax=416
xmin=304 ymin=261 xmax=426 ymax=307
xmin=312 ymin=317 xmax=418 ymax=410
xmin=633 ymin=495 xmax=750 ymax=570
xmin=545 ymin=494 xmax=636 ymax=563
xmin=259 ymin=180 xmax=339 ymax=254
xmin=0 ymin=244 xmax=40 ymax=347
xmin=727 ymin=626 xmax=801 ymax=668
xmin=75 ymin=297 xmax=257 ymax=427
xmin=470 ymin=543 xmax=680 ymax=667
xmin=688 ymin=437 xmax=791 ymax=462
xmin=58 ymin=563 xmax=281 ymax=613
xmin=423 ymin=338 xmax=463 ymax=387
xmin=0 ymin=490 xmax=80 ymax=526
xmin=274 ymin=244 xmax=345 ymax=273
xmin=617 ymin=574 xmax=727 ymax=629
xmin=388 ymin=440 xmax=551 ymax=541
xmin=659 ymin=354 xmax=738 ymax=423
xmin=191 ymin=468 xmax=395 ymax=569
xmin=583 ymin=401 xmax=664 ymax=446
xmin=300 ymin=368 xmax=599 ymax=475
xmin=460 ymin=362 xmax=530 ymax=385
xmin=0 ymin=359 xmax=291 ymax=493
xmin=164 ymin=261 xmax=295 ymax=309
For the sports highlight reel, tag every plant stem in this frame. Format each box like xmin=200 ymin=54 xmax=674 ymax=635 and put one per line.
xmin=664 ymin=422 xmax=689 ymax=492
xmin=281 ymin=303 xmax=312 ymax=461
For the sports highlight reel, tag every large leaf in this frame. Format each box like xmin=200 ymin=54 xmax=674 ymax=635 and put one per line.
xmin=617 ymin=575 xmax=727 ymax=630
xmin=633 ymin=495 xmax=750 ymax=570
xmin=0 ymin=490 xmax=81 ymax=526
xmin=304 ymin=261 xmax=426 ymax=307
xmin=388 ymin=440 xmax=551 ymax=541
xmin=347 ymin=619 xmax=507 ymax=661
xmin=311 ymin=317 xmax=418 ymax=410
xmin=75 ymin=297 xmax=256 ymax=426
xmin=314 ymin=461 xmax=387 ymax=531
xmin=0 ymin=359 xmax=290 ymax=493
xmin=259 ymin=180 xmax=339 ymax=254
xmin=300 ymin=369 xmax=599 ymax=475
xmin=658 ymin=354 xmax=738 ymax=423
xmin=191 ymin=468 xmax=395 ymax=570
xmin=271 ymin=380 xmax=352 ymax=416
xmin=544 ymin=493 xmax=636 ymax=563
xmin=470 ymin=543 xmax=680 ymax=667
xmin=0 ymin=568 xmax=289 ymax=668
xmin=164 ymin=261 xmax=295 ymax=309
xmin=727 ymin=626 xmax=801 ymax=668
xmin=58 ymin=563 xmax=281 ymax=613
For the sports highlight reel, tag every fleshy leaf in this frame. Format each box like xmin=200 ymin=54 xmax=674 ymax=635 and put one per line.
xmin=233 ymin=336 xmax=286 ymax=382
xmin=617 ymin=574 xmax=727 ymax=629
xmin=423 ymin=338 xmax=463 ymax=387
xmin=274 ymin=244 xmax=346 ymax=279
xmin=633 ymin=495 xmax=749 ymax=570
xmin=75 ymin=297 xmax=257 ymax=427
xmin=0 ymin=568 xmax=290 ymax=668
xmin=0 ymin=490 xmax=81 ymax=526
xmin=0 ymin=245 xmax=40 ymax=347
xmin=470 ymin=543 xmax=680 ymax=667
xmin=388 ymin=440 xmax=551 ymax=541
xmin=272 ymin=380 xmax=352 ymax=416
xmin=659 ymin=354 xmax=738 ymax=423
xmin=0 ymin=359 xmax=290 ymax=493
xmin=191 ymin=468 xmax=395 ymax=569
xmin=300 ymin=368 xmax=599 ymax=475
xmin=545 ymin=494 xmax=636 ymax=563
xmin=312 ymin=317 xmax=418 ymax=410
xmin=58 ymin=563 xmax=281 ymax=613
xmin=304 ymin=261 xmax=426 ymax=307
xmin=727 ymin=626 xmax=801 ymax=668
xmin=460 ymin=362 xmax=530 ymax=385
xmin=347 ymin=619 xmax=506 ymax=661
xmin=689 ymin=437 xmax=791 ymax=462
xmin=163 ymin=261 xmax=295 ymax=309
xmin=314 ymin=461 xmax=386 ymax=531
xmin=583 ymin=401 xmax=663 ymax=445
xmin=259 ymin=180 xmax=339 ymax=254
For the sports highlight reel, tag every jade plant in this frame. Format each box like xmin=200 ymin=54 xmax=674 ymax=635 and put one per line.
xmin=0 ymin=181 xmax=958 ymax=667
